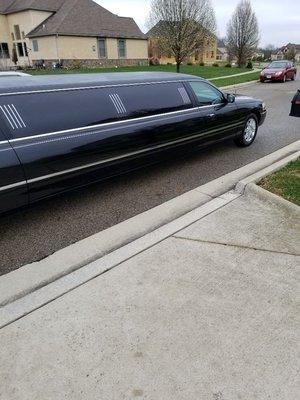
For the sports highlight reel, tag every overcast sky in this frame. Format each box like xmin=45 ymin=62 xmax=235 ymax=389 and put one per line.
xmin=97 ymin=0 xmax=300 ymax=48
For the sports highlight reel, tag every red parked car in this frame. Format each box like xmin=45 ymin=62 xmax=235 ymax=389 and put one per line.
xmin=260 ymin=60 xmax=297 ymax=83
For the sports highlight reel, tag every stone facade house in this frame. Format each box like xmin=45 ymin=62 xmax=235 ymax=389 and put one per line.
xmin=0 ymin=0 xmax=148 ymax=69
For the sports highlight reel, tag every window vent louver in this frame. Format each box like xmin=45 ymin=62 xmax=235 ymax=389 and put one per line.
xmin=0 ymin=104 xmax=26 ymax=130
xmin=109 ymin=94 xmax=127 ymax=114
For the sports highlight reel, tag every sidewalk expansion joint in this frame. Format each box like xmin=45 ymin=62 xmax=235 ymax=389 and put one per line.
xmin=173 ymin=236 xmax=300 ymax=257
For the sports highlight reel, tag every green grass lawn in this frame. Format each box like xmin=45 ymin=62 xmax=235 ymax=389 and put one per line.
xmin=213 ymin=71 xmax=259 ymax=88
xmin=259 ymin=158 xmax=300 ymax=206
xmin=25 ymin=64 xmax=259 ymax=88
xmin=26 ymin=64 xmax=252 ymax=79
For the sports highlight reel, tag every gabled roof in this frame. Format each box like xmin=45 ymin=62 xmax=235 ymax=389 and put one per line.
xmin=27 ymin=0 xmax=147 ymax=39
xmin=217 ymin=38 xmax=226 ymax=48
xmin=0 ymin=0 xmax=147 ymax=40
xmin=279 ymin=43 xmax=300 ymax=52
xmin=0 ymin=0 xmax=64 ymax=14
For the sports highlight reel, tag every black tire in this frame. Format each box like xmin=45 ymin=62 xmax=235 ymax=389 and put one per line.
xmin=234 ymin=114 xmax=258 ymax=147
xmin=291 ymin=73 xmax=296 ymax=81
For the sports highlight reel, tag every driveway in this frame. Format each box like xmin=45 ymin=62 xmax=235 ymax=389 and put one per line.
xmin=0 ymin=76 xmax=299 ymax=275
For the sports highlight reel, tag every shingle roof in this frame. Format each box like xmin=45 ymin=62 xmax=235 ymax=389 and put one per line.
xmin=0 ymin=0 xmax=64 ymax=14
xmin=26 ymin=0 xmax=146 ymax=39
xmin=0 ymin=0 xmax=147 ymax=40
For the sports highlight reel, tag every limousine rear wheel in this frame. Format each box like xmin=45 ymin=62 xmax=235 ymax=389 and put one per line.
xmin=234 ymin=114 xmax=258 ymax=147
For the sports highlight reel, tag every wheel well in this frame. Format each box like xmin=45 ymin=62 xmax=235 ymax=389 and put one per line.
xmin=253 ymin=110 xmax=261 ymax=124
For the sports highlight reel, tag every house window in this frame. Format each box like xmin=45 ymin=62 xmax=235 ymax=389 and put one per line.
xmin=32 ymin=39 xmax=39 ymax=52
xmin=98 ymin=39 xmax=107 ymax=58
xmin=14 ymin=25 xmax=21 ymax=40
xmin=211 ymin=51 xmax=214 ymax=58
xmin=118 ymin=39 xmax=126 ymax=58
xmin=17 ymin=42 xmax=24 ymax=57
xmin=23 ymin=42 xmax=28 ymax=57
xmin=0 ymin=43 xmax=10 ymax=58
xmin=11 ymin=32 xmax=15 ymax=41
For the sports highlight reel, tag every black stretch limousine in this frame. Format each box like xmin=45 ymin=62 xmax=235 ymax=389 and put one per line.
xmin=0 ymin=72 xmax=266 ymax=214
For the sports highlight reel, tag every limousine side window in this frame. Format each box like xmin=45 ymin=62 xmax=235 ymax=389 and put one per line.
xmin=115 ymin=82 xmax=192 ymax=118
xmin=0 ymin=88 xmax=123 ymax=139
xmin=189 ymin=81 xmax=224 ymax=106
xmin=0 ymin=83 xmax=193 ymax=140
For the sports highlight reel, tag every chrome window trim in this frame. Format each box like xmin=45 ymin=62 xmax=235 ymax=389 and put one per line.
xmin=8 ymin=105 xmax=217 ymax=143
xmin=0 ymin=79 xmax=208 ymax=97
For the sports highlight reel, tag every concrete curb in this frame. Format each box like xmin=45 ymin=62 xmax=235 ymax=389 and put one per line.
xmin=235 ymin=151 xmax=300 ymax=194
xmin=210 ymin=69 xmax=260 ymax=81
xmin=0 ymin=140 xmax=299 ymax=307
xmin=244 ymin=183 xmax=300 ymax=215
xmin=220 ymin=80 xmax=259 ymax=91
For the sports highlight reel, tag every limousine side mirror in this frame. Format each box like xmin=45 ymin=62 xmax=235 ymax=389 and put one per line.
xmin=226 ymin=93 xmax=236 ymax=103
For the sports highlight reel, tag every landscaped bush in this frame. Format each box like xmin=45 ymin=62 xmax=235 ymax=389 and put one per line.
xmin=212 ymin=63 xmax=219 ymax=67
xmin=199 ymin=62 xmax=205 ymax=66
xmin=225 ymin=63 xmax=232 ymax=67
xmin=246 ymin=61 xmax=253 ymax=69
xmin=187 ymin=62 xmax=193 ymax=66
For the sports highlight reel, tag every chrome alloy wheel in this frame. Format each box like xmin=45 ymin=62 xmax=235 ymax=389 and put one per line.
xmin=243 ymin=117 xmax=257 ymax=143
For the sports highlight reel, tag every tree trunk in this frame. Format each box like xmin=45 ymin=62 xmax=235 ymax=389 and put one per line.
xmin=176 ymin=62 xmax=181 ymax=73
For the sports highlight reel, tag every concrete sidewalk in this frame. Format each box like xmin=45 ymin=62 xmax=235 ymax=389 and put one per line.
xmin=210 ymin=68 xmax=260 ymax=81
xmin=0 ymin=183 xmax=299 ymax=399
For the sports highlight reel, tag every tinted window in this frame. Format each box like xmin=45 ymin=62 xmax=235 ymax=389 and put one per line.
xmin=115 ymin=82 xmax=192 ymax=118
xmin=189 ymin=81 xmax=224 ymax=106
xmin=0 ymin=88 xmax=120 ymax=139
xmin=0 ymin=82 xmax=192 ymax=139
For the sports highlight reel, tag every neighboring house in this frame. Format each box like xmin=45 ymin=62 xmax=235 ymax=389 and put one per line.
xmin=252 ymin=50 xmax=265 ymax=60
xmin=271 ymin=43 xmax=300 ymax=62
xmin=0 ymin=0 xmax=148 ymax=69
xmin=147 ymin=21 xmax=217 ymax=65
xmin=216 ymin=39 xmax=228 ymax=62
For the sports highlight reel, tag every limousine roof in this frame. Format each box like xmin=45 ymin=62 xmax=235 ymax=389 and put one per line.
xmin=0 ymin=72 xmax=203 ymax=95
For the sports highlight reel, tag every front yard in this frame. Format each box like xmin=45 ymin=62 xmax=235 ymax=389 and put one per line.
xmin=259 ymin=158 xmax=300 ymax=206
xmin=26 ymin=64 xmax=259 ymax=87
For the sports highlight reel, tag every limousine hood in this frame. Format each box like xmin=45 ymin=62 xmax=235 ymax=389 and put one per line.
xmin=234 ymin=94 xmax=262 ymax=104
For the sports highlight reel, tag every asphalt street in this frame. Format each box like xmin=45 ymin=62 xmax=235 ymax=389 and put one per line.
xmin=0 ymin=76 xmax=299 ymax=275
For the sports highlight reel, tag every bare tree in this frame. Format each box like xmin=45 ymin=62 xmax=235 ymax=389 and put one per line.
xmin=286 ymin=47 xmax=296 ymax=61
xmin=148 ymin=0 xmax=216 ymax=72
xmin=226 ymin=0 xmax=259 ymax=67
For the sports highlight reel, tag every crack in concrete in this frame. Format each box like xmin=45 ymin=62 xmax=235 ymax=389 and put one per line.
xmin=173 ymin=236 xmax=300 ymax=257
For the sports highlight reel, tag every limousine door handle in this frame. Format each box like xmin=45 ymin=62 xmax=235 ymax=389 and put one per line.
xmin=207 ymin=113 xmax=216 ymax=118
